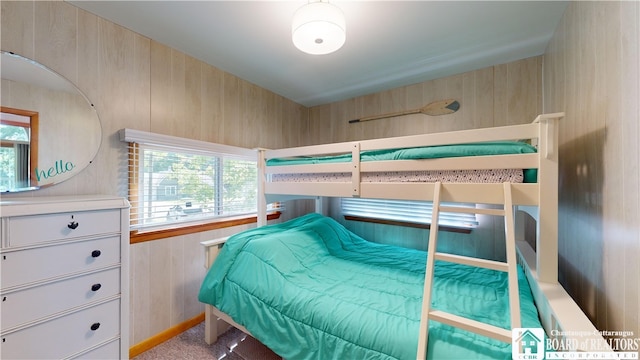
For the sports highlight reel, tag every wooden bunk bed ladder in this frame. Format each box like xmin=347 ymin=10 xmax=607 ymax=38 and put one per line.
xmin=416 ymin=181 xmax=522 ymax=358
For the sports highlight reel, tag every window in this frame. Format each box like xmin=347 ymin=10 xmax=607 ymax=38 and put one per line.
xmin=341 ymin=198 xmax=478 ymax=232
xmin=164 ymin=185 xmax=177 ymax=196
xmin=121 ymin=129 xmax=264 ymax=232
xmin=0 ymin=123 xmax=30 ymax=191
xmin=1 ymin=117 xmax=31 ymax=191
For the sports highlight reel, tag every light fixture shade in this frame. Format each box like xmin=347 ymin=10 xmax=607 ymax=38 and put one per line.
xmin=292 ymin=1 xmax=346 ymax=55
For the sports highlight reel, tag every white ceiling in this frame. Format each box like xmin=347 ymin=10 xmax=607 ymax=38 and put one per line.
xmin=67 ymin=1 xmax=568 ymax=107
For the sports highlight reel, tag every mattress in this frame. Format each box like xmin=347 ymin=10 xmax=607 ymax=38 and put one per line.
xmin=266 ymin=141 xmax=538 ymax=183
xmin=198 ymin=213 xmax=544 ymax=360
xmin=271 ymin=169 xmax=526 ymax=183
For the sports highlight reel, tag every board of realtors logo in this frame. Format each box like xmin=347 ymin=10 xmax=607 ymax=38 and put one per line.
xmin=513 ymin=328 xmax=545 ymax=360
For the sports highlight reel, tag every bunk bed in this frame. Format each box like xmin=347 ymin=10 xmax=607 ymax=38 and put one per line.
xmin=198 ymin=112 xmax=609 ymax=359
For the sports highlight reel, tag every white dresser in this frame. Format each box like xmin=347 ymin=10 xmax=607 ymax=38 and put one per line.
xmin=0 ymin=196 xmax=129 ymax=359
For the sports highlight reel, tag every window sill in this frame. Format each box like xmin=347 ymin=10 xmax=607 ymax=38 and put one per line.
xmin=130 ymin=212 xmax=281 ymax=244
xmin=343 ymin=215 xmax=472 ymax=234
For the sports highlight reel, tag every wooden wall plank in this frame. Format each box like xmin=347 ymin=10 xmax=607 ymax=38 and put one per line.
xmin=1 ymin=1 xmax=34 ymax=57
xmin=543 ymin=0 xmax=639 ymax=337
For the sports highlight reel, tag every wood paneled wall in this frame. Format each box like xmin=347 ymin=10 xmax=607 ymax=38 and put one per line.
xmin=543 ymin=1 xmax=639 ymax=337
xmin=312 ymin=56 xmax=543 ymax=261
xmin=307 ymin=57 xmax=542 ymax=145
xmin=1 ymin=1 xmax=307 ymax=346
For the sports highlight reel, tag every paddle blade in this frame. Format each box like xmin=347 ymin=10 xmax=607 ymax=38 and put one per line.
xmin=422 ymin=99 xmax=460 ymax=116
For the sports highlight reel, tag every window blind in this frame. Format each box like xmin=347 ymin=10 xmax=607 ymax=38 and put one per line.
xmin=341 ymin=198 xmax=479 ymax=229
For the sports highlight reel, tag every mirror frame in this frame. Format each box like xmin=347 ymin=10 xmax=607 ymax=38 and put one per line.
xmin=1 ymin=51 xmax=102 ymax=192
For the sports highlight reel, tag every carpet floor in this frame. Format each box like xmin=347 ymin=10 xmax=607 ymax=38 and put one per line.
xmin=132 ymin=322 xmax=282 ymax=360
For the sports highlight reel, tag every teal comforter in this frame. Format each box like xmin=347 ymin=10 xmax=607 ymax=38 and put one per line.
xmin=198 ymin=213 xmax=543 ymax=359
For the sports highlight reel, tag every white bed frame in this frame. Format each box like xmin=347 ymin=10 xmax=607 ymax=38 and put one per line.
xmin=201 ymin=112 xmax=610 ymax=356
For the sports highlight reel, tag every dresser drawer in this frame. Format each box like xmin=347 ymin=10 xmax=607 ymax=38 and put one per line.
xmin=70 ymin=339 xmax=120 ymax=359
xmin=5 ymin=209 xmax=121 ymax=247
xmin=0 ymin=299 xmax=120 ymax=359
xmin=1 ymin=236 xmax=120 ymax=289
xmin=1 ymin=267 xmax=120 ymax=330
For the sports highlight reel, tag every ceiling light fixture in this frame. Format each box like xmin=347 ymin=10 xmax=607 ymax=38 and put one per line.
xmin=292 ymin=0 xmax=346 ymax=55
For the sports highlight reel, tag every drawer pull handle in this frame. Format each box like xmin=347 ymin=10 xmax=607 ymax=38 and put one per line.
xmin=91 ymin=283 xmax=102 ymax=291
xmin=90 ymin=323 xmax=101 ymax=331
xmin=67 ymin=221 xmax=79 ymax=229
xmin=91 ymin=250 xmax=102 ymax=258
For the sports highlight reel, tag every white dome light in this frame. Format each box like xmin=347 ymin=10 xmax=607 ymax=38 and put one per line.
xmin=292 ymin=1 xmax=346 ymax=55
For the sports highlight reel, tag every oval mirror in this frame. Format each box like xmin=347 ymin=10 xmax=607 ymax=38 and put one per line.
xmin=1 ymin=51 xmax=102 ymax=192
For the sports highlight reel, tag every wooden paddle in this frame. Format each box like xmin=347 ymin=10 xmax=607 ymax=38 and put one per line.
xmin=348 ymin=99 xmax=460 ymax=124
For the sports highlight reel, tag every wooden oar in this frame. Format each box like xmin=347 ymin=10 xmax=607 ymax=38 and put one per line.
xmin=348 ymin=99 xmax=460 ymax=124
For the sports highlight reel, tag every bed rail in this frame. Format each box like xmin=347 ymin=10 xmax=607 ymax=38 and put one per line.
xmin=517 ymin=240 xmax=612 ymax=352
xmin=264 ymin=122 xmax=540 ymax=160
